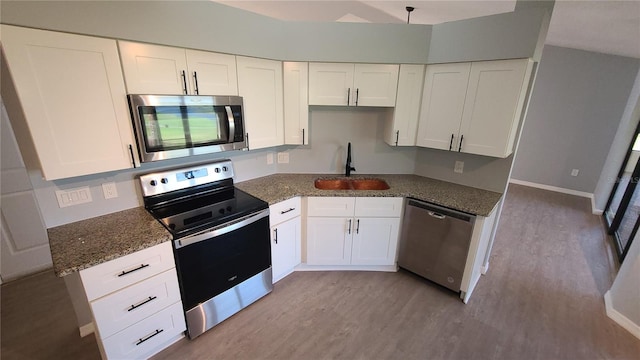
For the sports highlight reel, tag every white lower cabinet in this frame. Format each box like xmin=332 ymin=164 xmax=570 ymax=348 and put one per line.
xmin=306 ymin=197 xmax=402 ymax=266
xmin=79 ymin=242 xmax=185 ymax=359
xmin=269 ymin=197 xmax=302 ymax=282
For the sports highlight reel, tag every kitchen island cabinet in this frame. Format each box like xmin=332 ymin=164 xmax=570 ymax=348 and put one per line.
xmin=1 ymin=25 xmax=137 ymax=180
xmin=309 ymin=63 xmax=399 ymax=107
xmin=118 ymin=41 xmax=238 ymax=95
xmin=417 ymin=58 xmax=534 ymax=158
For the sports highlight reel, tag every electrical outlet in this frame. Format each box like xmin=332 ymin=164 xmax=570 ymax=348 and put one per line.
xmin=571 ymin=169 xmax=579 ymax=177
xmin=102 ymin=182 xmax=118 ymax=199
xmin=267 ymin=153 xmax=274 ymax=165
xmin=277 ymin=152 xmax=289 ymax=164
xmin=454 ymin=161 xmax=464 ymax=174
xmin=55 ymin=187 xmax=93 ymax=208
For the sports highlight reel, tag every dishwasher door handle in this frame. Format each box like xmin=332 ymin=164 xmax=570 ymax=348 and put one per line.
xmin=428 ymin=211 xmax=446 ymax=220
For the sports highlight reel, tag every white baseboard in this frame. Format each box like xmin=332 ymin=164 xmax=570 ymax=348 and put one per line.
xmin=481 ymin=262 xmax=489 ymax=275
xmin=509 ymin=179 xmax=604 ymax=215
xmin=295 ymin=264 xmax=397 ymax=272
xmin=79 ymin=322 xmax=95 ymax=337
xmin=604 ymin=291 xmax=640 ymax=340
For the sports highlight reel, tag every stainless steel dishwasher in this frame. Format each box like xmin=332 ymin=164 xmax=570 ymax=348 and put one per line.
xmin=397 ymin=199 xmax=475 ymax=292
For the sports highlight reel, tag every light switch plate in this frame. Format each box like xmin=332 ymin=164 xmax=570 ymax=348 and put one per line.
xmin=454 ymin=161 xmax=464 ymax=174
xmin=277 ymin=152 xmax=289 ymax=164
xmin=55 ymin=186 xmax=93 ymax=208
xmin=571 ymin=169 xmax=579 ymax=177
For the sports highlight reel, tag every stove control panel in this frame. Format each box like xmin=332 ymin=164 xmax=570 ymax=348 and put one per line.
xmin=139 ymin=159 xmax=235 ymax=197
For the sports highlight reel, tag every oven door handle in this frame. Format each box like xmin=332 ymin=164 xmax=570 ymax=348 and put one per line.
xmin=174 ymin=209 xmax=269 ymax=249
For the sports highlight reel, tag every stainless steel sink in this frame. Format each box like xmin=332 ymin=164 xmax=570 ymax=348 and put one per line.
xmin=314 ymin=178 xmax=390 ymax=190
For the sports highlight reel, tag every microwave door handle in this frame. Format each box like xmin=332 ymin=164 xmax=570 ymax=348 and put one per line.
xmin=225 ymin=106 xmax=235 ymax=142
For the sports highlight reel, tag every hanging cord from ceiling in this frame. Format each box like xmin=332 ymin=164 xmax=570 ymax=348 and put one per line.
xmin=406 ymin=6 xmax=415 ymax=24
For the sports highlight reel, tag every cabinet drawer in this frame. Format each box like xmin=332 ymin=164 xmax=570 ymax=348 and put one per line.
xmin=307 ymin=197 xmax=355 ymax=217
xmin=80 ymin=242 xmax=175 ymax=301
xmin=91 ymin=269 xmax=181 ymax=338
xmin=269 ymin=197 xmax=302 ymax=226
xmin=102 ymin=302 xmax=186 ymax=360
xmin=355 ymin=197 xmax=403 ymax=217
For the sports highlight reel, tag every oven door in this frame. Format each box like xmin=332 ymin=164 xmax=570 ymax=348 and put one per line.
xmin=173 ymin=209 xmax=271 ymax=312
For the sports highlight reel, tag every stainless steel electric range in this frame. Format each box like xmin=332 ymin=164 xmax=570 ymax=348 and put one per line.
xmin=139 ymin=159 xmax=272 ymax=339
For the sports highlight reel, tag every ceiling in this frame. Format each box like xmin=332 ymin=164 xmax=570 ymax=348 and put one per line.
xmin=216 ymin=0 xmax=640 ymax=59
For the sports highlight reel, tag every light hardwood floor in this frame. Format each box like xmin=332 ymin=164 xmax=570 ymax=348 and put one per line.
xmin=2 ymin=184 xmax=639 ymax=359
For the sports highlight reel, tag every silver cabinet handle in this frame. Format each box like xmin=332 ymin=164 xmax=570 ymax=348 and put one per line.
xmin=302 ymin=128 xmax=305 ymax=145
xmin=347 ymin=88 xmax=351 ymax=106
xmin=135 ymin=329 xmax=163 ymax=346
xmin=128 ymin=296 xmax=157 ymax=312
xmin=458 ymin=134 xmax=464 ymax=152
xmin=356 ymin=219 xmax=360 ymax=234
xmin=347 ymin=219 xmax=352 ymax=234
xmin=449 ymin=134 xmax=454 ymax=151
xmin=273 ymin=228 xmax=278 ymax=244
xmin=428 ymin=211 xmax=446 ymax=220
xmin=181 ymin=70 xmax=188 ymax=94
xmin=280 ymin=208 xmax=295 ymax=214
xmin=395 ymin=130 xmax=400 ymax=146
xmin=355 ymin=88 xmax=359 ymax=106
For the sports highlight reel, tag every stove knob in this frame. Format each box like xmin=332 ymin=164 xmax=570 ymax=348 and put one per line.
xmin=219 ymin=208 xmax=225 ymax=214
xmin=161 ymin=178 xmax=168 ymax=184
xmin=214 ymin=168 xmax=221 ymax=173
xmin=150 ymin=180 xmax=157 ymax=186
xmin=222 ymin=166 xmax=228 ymax=172
xmin=226 ymin=206 xmax=232 ymax=212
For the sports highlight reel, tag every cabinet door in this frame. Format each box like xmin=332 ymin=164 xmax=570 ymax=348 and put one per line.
xmin=236 ymin=56 xmax=284 ymax=150
xmin=307 ymin=197 xmax=355 ymax=217
xmin=385 ymin=64 xmax=425 ymax=146
xmin=458 ymin=59 xmax=533 ymax=158
xmin=283 ymin=62 xmax=309 ymax=145
xmin=1 ymin=25 xmax=137 ymax=180
xmin=186 ymin=49 xmax=238 ymax=96
xmin=118 ymin=41 xmax=189 ymax=95
xmin=270 ymin=216 xmax=301 ymax=283
xmin=308 ymin=63 xmax=354 ymax=106
xmin=416 ymin=63 xmax=471 ymax=151
xmin=351 ymin=218 xmax=400 ymax=266
xmin=306 ymin=217 xmax=353 ymax=265
xmin=353 ymin=64 xmax=399 ymax=107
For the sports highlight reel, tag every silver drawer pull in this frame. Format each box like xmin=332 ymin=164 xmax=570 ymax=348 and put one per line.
xmin=118 ymin=263 xmax=149 ymax=277
xmin=280 ymin=208 xmax=295 ymax=214
xmin=135 ymin=329 xmax=163 ymax=346
xmin=428 ymin=211 xmax=446 ymax=220
xmin=127 ymin=296 xmax=157 ymax=312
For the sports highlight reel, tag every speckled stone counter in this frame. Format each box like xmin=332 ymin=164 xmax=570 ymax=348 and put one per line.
xmin=236 ymin=174 xmax=502 ymax=217
xmin=48 ymin=207 xmax=171 ymax=277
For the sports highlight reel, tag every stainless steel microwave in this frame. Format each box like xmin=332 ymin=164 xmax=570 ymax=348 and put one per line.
xmin=128 ymin=95 xmax=247 ymax=163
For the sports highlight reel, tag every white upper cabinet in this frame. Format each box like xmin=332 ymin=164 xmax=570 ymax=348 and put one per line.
xmin=236 ymin=56 xmax=284 ymax=150
xmin=417 ymin=59 xmax=533 ymax=158
xmin=1 ymin=25 xmax=137 ymax=180
xmin=384 ymin=64 xmax=425 ymax=146
xmin=416 ymin=62 xmax=471 ymax=151
xmin=309 ymin=63 xmax=399 ymax=107
xmin=459 ymin=59 xmax=533 ymax=158
xmin=118 ymin=41 xmax=238 ymax=95
xmin=283 ymin=62 xmax=309 ymax=145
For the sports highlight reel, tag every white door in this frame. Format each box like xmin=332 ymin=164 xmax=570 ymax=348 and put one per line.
xmin=386 ymin=64 xmax=425 ymax=146
xmin=1 ymin=102 xmax=52 ymax=281
xmin=351 ymin=218 xmax=399 ymax=266
xmin=308 ymin=63 xmax=354 ymax=106
xmin=270 ymin=217 xmax=301 ymax=283
xmin=186 ymin=50 xmax=238 ymax=96
xmin=416 ymin=62 xmax=471 ymax=151
xmin=353 ymin=64 xmax=399 ymax=107
xmin=459 ymin=59 xmax=532 ymax=158
xmin=306 ymin=217 xmax=353 ymax=265
xmin=283 ymin=62 xmax=309 ymax=145
xmin=119 ymin=41 xmax=189 ymax=94
xmin=236 ymin=56 xmax=284 ymax=150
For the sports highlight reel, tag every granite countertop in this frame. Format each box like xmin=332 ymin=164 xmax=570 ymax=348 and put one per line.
xmin=236 ymin=174 xmax=502 ymax=217
xmin=47 ymin=207 xmax=171 ymax=277
xmin=48 ymin=173 xmax=501 ymax=278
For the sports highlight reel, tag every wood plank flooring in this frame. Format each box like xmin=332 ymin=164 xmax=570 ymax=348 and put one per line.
xmin=2 ymin=184 xmax=639 ymax=359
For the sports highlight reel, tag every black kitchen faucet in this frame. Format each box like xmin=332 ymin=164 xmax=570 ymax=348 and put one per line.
xmin=345 ymin=142 xmax=356 ymax=177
